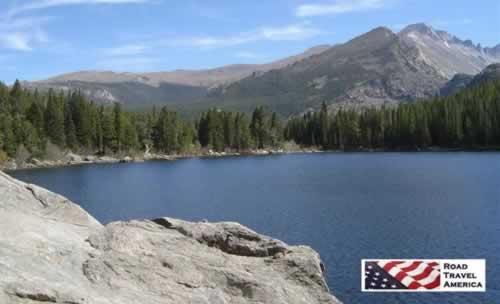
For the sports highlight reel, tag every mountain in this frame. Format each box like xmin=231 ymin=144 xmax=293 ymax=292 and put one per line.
xmin=25 ymin=45 xmax=330 ymax=108
xmin=439 ymin=73 xmax=474 ymax=96
xmin=202 ymin=27 xmax=448 ymax=115
xmin=399 ymin=23 xmax=500 ymax=78
xmin=468 ymin=63 xmax=500 ymax=87
xmin=440 ymin=63 xmax=500 ymax=96
xmin=26 ymin=23 xmax=500 ymax=115
xmin=25 ymin=80 xmax=208 ymax=110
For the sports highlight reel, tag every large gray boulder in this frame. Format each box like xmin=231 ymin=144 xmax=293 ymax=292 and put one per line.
xmin=0 ymin=171 xmax=340 ymax=304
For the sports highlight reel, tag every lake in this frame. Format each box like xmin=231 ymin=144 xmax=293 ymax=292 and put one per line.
xmin=9 ymin=153 xmax=500 ymax=304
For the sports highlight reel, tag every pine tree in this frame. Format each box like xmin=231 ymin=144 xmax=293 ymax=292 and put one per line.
xmin=113 ymin=103 xmax=124 ymax=153
xmin=319 ymin=102 xmax=329 ymax=147
xmin=44 ymin=90 xmax=65 ymax=146
xmin=9 ymin=80 xmax=23 ymax=114
xmin=102 ymin=111 xmax=116 ymax=154
xmin=64 ymin=104 xmax=78 ymax=150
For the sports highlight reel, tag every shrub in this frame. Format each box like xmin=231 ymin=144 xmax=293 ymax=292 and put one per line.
xmin=0 ymin=150 xmax=8 ymax=163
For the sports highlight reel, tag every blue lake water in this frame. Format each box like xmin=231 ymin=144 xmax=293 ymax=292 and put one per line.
xmin=9 ymin=153 xmax=500 ymax=304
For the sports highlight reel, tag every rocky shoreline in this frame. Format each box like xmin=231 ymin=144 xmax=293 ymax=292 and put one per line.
xmin=0 ymin=171 xmax=340 ymax=303
xmin=0 ymin=148 xmax=323 ymax=171
xmin=2 ymin=146 xmax=498 ymax=172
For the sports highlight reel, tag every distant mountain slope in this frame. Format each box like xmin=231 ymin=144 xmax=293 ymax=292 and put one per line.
xmin=24 ymin=80 xmax=208 ymax=108
xmin=440 ymin=63 xmax=500 ymax=96
xmin=399 ymin=23 xmax=500 ymax=78
xmin=439 ymin=73 xmax=474 ymax=96
xmin=469 ymin=63 xmax=500 ymax=87
xmin=142 ymin=45 xmax=331 ymax=88
xmin=26 ymin=45 xmax=330 ymax=107
xmin=204 ymin=27 xmax=447 ymax=115
xmin=24 ymin=23 xmax=499 ymax=115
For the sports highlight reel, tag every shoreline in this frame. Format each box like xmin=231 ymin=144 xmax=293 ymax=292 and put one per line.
xmin=2 ymin=146 xmax=499 ymax=172
xmin=0 ymin=148 xmax=323 ymax=172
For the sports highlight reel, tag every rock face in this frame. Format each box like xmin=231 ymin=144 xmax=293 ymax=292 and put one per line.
xmin=208 ymin=27 xmax=447 ymax=114
xmin=399 ymin=23 xmax=500 ymax=78
xmin=0 ymin=171 xmax=340 ymax=304
xmin=468 ymin=63 xmax=500 ymax=87
xmin=440 ymin=73 xmax=474 ymax=96
xmin=440 ymin=63 xmax=500 ymax=96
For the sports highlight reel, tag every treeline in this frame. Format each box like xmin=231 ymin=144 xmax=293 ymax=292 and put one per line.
xmin=285 ymin=80 xmax=500 ymax=149
xmin=0 ymin=81 xmax=145 ymax=161
xmin=0 ymin=81 xmax=284 ymax=162
xmin=1 ymin=79 xmax=500 ymax=162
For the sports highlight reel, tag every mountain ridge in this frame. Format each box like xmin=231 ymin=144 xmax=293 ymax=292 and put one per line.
xmin=37 ymin=45 xmax=331 ymax=89
xmin=24 ymin=23 xmax=500 ymax=114
xmin=398 ymin=23 xmax=500 ymax=78
xmin=201 ymin=25 xmax=448 ymax=114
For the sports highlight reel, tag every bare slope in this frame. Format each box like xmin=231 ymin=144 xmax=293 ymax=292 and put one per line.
xmin=205 ymin=27 xmax=447 ymax=115
xmin=26 ymin=45 xmax=330 ymax=108
xmin=399 ymin=23 xmax=500 ymax=78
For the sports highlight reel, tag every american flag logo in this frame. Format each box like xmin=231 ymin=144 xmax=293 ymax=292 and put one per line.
xmin=364 ymin=260 xmax=441 ymax=291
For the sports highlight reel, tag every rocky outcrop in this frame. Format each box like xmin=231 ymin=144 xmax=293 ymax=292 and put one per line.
xmin=399 ymin=23 xmax=500 ymax=78
xmin=440 ymin=73 xmax=474 ymax=96
xmin=469 ymin=63 xmax=500 ymax=87
xmin=0 ymin=171 xmax=340 ymax=304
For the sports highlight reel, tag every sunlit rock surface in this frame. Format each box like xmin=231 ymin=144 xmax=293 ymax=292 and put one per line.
xmin=0 ymin=171 xmax=340 ymax=304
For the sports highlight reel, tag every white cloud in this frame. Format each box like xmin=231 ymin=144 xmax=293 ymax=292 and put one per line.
xmin=0 ymin=33 xmax=32 ymax=51
xmin=431 ymin=19 xmax=473 ymax=27
xmin=96 ymin=56 xmax=156 ymax=72
xmin=0 ymin=16 xmax=50 ymax=51
xmin=103 ymin=44 xmax=148 ymax=56
xmin=96 ymin=43 xmax=153 ymax=71
xmin=296 ymin=0 xmax=386 ymax=17
xmin=172 ymin=23 xmax=322 ymax=48
xmin=235 ymin=51 xmax=262 ymax=59
xmin=0 ymin=0 xmax=149 ymax=52
xmin=392 ymin=19 xmax=474 ymax=32
xmin=6 ymin=0 xmax=149 ymax=17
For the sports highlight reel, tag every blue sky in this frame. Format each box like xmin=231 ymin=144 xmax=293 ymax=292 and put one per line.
xmin=0 ymin=0 xmax=499 ymax=83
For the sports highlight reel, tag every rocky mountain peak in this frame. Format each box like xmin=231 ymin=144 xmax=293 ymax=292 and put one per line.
xmin=399 ymin=23 xmax=500 ymax=78
xmin=400 ymin=23 xmax=455 ymax=43
xmin=401 ymin=23 xmax=435 ymax=35
xmin=365 ymin=26 xmax=396 ymax=39
xmin=344 ymin=26 xmax=397 ymax=51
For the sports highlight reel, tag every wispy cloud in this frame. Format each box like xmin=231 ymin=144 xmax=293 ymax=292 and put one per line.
xmin=0 ymin=16 xmax=50 ymax=51
xmin=6 ymin=0 xmax=149 ymax=17
xmin=102 ymin=44 xmax=148 ymax=56
xmin=235 ymin=51 xmax=263 ymax=59
xmin=172 ymin=23 xmax=322 ymax=48
xmin=431 ymin=18 xmax=473 ymax=27
xmin=392 ymin=19 xmax=474 ymax=31
xmin=96 ymin=56 xmax=156 ymax=72
xmin=95 ymin=42 xmax=154 ymax=71
xmin=296 ymin=0 xmax=386 ymax=17
xmin=0 ymin=0 xmax=149 ymax=52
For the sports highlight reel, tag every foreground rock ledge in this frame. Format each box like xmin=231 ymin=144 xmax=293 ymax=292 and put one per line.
xmin=0 ymin=172 xmax=340 ymax=304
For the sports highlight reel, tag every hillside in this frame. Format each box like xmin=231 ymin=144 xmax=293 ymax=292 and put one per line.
xmin=24 ymin=24 xmax=500 ymax=115
xmin=440 ymin=63 xmax=500 ymax=95
xmin=399 ymin=23 xmax=500 ymax=78
xmin=25 ymin=45 xmax=330 ymax=108
xmin=203 ymin=27 xmax=447 ymax=115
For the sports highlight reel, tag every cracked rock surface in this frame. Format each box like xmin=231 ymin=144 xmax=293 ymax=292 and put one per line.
xmin=0 ymin=171 xmax=340 ymax=304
